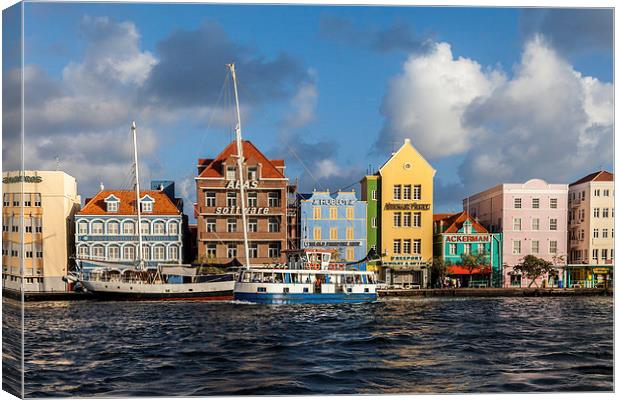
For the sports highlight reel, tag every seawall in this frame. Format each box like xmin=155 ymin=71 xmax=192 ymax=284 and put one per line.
xmin=378 ymin=287 xmax=613 ymax=298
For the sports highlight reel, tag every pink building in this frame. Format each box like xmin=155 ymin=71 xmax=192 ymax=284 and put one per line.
xmin=463 ymin=179 xmax=568 ymax=287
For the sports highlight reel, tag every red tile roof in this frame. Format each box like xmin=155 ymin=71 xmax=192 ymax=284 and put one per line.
xmin=433 ymin=213 xmax=455 ymax=221
xmin=434 ymin=211 xmax=488 ymax=234
xmin=78 ymin=190 xmax=181 ymax=216
xmin=198 ymin=140 xmax=286 ymax=179
xmin=570 ymin=170 xmax=614 ymax=186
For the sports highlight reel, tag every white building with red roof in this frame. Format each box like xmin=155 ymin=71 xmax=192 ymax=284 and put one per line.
xmin=75 ymin=186 xmax=184 ymax=270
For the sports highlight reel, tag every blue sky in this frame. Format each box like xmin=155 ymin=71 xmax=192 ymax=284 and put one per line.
xmin=3 ymin=3 xmax=613 ymax=217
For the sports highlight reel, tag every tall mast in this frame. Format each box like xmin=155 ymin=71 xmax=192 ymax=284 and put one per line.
xmin=132 ymin=121 xmax=145 ymax=270
xmin=227 ymin=63 xmax=251 ymax=269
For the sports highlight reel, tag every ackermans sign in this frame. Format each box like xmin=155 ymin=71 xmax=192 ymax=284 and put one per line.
xmin=445 ymin=234 xmax=490 ymax=243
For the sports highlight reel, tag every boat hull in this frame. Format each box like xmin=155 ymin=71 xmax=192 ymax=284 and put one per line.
xmin=81 ymin=279 xmax=235 ymax=301
xmin=234 ymin=291 xmax=377 ymax=304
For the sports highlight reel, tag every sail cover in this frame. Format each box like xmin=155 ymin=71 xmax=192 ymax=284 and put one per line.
xmin=158 ymin=265 xmax=199 ymax=277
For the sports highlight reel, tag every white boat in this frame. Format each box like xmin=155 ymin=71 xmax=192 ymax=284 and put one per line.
xmin=68 ymin=121 xmax=235 ymax=301
xmin=224 ymin=63 xmax=378 ymax=304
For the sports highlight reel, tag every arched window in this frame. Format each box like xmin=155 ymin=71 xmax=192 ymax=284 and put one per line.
xmin=140 ymin=220 xmax=150 ymax=235
xmin=92 ymin=245 xmax=104 ymax=259
xmin=153 ymin=245 xmax=165 ymax=260
xmin=169 ymin=245 xmax=179 ymax=261
xmin=168 ymin=222 xmax=178 ymax=235
xmin=123 ymin=245 xmax=135 ymax=261
xmin=153 ymin=221 xmax=165 ymax=235
xmin=141 ymin=245 xmax=150 ymax=260
xmin=107 ymin=221 xmax=120 ymax=235
xmin=91 ymin=221 xmax=104 ymax=235
xmin=108 ymin=245 xmax=120 ymax=260
xmin=123 ymin=221 xmax=135 ymax=235
xmin=77 ymin=246 xmax=88 ymax=257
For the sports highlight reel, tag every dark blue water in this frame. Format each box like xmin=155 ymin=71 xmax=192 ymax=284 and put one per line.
xmin=7 ymin=296 xmax=615 ymax=396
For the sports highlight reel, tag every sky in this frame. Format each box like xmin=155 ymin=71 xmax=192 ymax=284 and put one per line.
xmin=2 ymin=2 xmax=614 ymax=218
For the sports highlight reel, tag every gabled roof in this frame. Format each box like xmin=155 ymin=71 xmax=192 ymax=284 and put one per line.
xmin=570 ymin=170 xmax=614 ymax=186
xmin=378 ymin=138 xmax=435 ymax=176
xmin=78 ymin=190 xmax=181 ymax=216
xmin=198 ymin=140 xmax=286 ymax=179
xmin=434 ymin=211 xmax=488 ymax=234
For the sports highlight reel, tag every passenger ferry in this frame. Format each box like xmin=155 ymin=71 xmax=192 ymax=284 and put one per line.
xmin=234 ymin=249 xmax=378 ymax=304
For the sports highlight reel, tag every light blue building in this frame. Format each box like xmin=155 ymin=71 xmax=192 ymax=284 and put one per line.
xmin=75 ymin=186 xmax=184 ymax=271
xmin=298 ymin=191 xmax=367 ymax=269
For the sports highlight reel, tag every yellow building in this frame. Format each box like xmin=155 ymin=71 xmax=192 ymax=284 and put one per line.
xmin=363 ymin=138 xmax=435 ymax=287
xmin=2 ymin=171 xmax=81 ymax=292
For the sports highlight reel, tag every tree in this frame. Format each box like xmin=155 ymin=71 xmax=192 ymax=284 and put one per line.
xmin=460 ymin=252 xmax=488 ymax=274
xmin=430 ymin=257 xmax=447 ymax=288
xmin=513 ymin=255 xmax=555 ymax=288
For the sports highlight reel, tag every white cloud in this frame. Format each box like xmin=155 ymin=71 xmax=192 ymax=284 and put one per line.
xmin=281 ymin=70 xmax=318 ymax=130
xmin=379 ymin=42 xmax=505 ymax=158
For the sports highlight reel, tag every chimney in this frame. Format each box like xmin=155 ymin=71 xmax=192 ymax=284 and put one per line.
xmin=404 ymin=138 xmax=411 ymax=145
xmin=100 ymin=182 xmax=104 ymax=191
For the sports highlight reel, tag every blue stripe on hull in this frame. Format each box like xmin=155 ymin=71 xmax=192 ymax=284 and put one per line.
xmin=234 ymin=292 xmax=377 ymax=304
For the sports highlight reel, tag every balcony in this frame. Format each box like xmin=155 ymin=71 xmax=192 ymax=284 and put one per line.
xmin=198 ymin=231 xmax=285 ymax=241
xmin=569 ymin=198 xmax=581 ymax=208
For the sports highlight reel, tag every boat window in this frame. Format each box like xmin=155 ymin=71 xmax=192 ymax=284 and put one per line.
xmin=303 ymin=287 xmax=309 ymax=293
xmin=241 ymin=272 xmax=250 ymax=282
xmin=252 ymin=273 xmax=262 ymax=283
xmin=283 ymin=287 xmax=289 ymax=293
xmin=257 ymin=287 xmax=267 ymax=293
xmin=323 ymin=253 xmax=331 ymax=263
xmin=365 ymin=288 xmax=369 ymax=293
xmin=275 ymin=273 xmax=284 ymax=283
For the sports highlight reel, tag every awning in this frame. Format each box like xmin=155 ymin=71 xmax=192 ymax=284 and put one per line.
xmin=446 ymin=265 xmax=491 ymax=275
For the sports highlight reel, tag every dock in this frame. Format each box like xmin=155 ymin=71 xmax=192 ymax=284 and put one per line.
xmin=378 ymin=287 xmax=613 ymax=298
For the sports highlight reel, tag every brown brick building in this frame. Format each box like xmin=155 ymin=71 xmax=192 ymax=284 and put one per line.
xmin=195 ymin=140 xmax=288 ymax=265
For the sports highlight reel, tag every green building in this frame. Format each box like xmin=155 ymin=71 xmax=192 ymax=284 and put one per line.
xmin=360 ymin=175 xmax=380 ymax=273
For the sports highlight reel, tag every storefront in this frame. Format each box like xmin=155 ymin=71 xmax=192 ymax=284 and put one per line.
xmin=564 ymin=264 xmax=614 ymax=288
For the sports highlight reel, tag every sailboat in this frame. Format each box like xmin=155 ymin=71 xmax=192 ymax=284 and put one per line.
xmin=225 ymin=63 xmax=379 ymax=304
xmin=66 ymin=122 xmax=236 ymax=301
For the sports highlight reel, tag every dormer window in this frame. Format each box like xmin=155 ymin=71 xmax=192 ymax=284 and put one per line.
xmin=226 ymin=166 xmax=236 ymax=180
xmin=104 ymin=195 xmax=120 ymax=213
xmin=140 ymin=195 xmax=155 ymax=213
xmin=248 ymin=166 xmax=258 ymax=181
xmin=463 ymin=221 xmax=472 ymax=234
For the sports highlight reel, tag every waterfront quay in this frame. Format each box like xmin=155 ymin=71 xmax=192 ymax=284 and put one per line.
xmin=378 ymin=287 xmax=612 ymax=298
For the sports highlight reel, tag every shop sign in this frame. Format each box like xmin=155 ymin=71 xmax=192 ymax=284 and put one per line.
xmin=215 ymin=207 xmax=270 ymax=215
xmin=303 ymin=240 xmax=362 ymax=247
xmin=391 ymin=255 xmax=422 ymax=261
xmin=384 ymin=203 xmax=430 ymax=211
xmin=3 ymin=175 xmax=42 ymax=184
xmin=225 ymin=180 xmax=259 ymax=189
xmin=311 ymin=198 xmax=355 ymax=206
xmin=592 ymin=268 xmax=609 ymax=274
xmin=445 ymin=235 xmax=490 ymax=243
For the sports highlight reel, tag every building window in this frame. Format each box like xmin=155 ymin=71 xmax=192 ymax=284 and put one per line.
xmin=330 ymin=227 xmax=338 ymax=240
xmin=12 ymin=193 xmax=20 ymax=207
xmin=593 ymin=228 xmax=599 ymax=238
xmin=594 ymin=189 xmax=600 ymax=196
xmin=247 ymin=192 xmax=257 ymax=207
xmin=23 ymin=194 xmax=31 ymax=207
xmin=107 ymin=201 xmax=119 ymax=213
xmin=550 ymin=198 xmax=558 ymax=209
xmin=92 ymin=221 xmax=104 ymax=235
xmin=531 ymin=240 xmax=540 ymax=254
xmin=580 ymin=229 xmax=585 ymax=240
xmin=593 ymin=249 xmax=599 ymax=260
xmin=141 ymin=245 xmax=150 ymax=260
xmin=24 ymin=217 xmax=32 ymax=233
xmin=3 ymin=194 xmax=9 ymax=207
xmin=141 ymin=200 xmax=153 ymax=213
xmin=153 ymin=221 xmax=165 ymax=235
xmin=510 ymin=275 xmax=522 ymax=287
xmin=513 ymin=218 xmax=521 ymax=231
xmin=532 ymin=218 xmax=540 ymax=230
xmin=123 ymin=246 xmax=135 ymax=260
xmin=169 ymin=246 xmax=179 ymax=261
xmin=227 ymin=218 xmax=237 ymax=233
xmin=601 ymin=249 xmax=608 ymax=261
xmin=372 ymin=190 xmax=377 ymax=201
xmin=413 ymin=239 xmax=421 ymax=254
xmin=393 ymin=239 xmax=401 ymax=254
xmin=594 ymin=208 xmax=600 ymax=218
xmin=78 ymin=246 xmax=88 ymax=258
xmin=108 ymin=221 xmax=120 ymax=235
xmin=403 ymin=212 xmax=411 ymax=227
xmin=268 ymin=192 xmax=280 ymax=208
xmin=78 ymin=222 xmax=88 ymax=235
xmin=268 ymin=243 xmax=281 ymax=258
xmin=268 ymin=217 xmax=279 ymax=233
xmin=463 ymin=243 xmax=471 ymax=255
xmin=346 ymin=227 xmax=354 ymax=240
xmin=313 ymin=207 xmax=321 ymax=219
xmin=226 ymin=166 xmax=236 ymax=180
xmin=140 ymin=221 xmax=150 ymax=235
xmin=108 ymin=246 xmax=120 ymax=260
xmin=248 ymin=218 xmax=257 ymax=232
xmin=227 ymin=244 xmax=237 ymax=258
xmin=248 ymin=243 xmax=258 ymax=258
xmin=412 ymin=185 xmax=421 ymax=201
xmin=604 ymin=189 xmax=610 ymax=196
xmin=153 ymin=245 xmax=165 ymax=261
xmin=92 ymin=245 xmax=104 ymax=259
xmin=169 ymin=222 xmax=178 ymax=235
xmin=205 ymin=192 xmax=216 ymax=207
xmin=393 ymin=185 xmax=401 ymax=200
xmin=549 ymin=241 xmax=558 ymax=254
xmin=329 ymin=207 xmax=338 ymax=220
xmin=34 ymin=193 xmax=41 ymax=207
xmin=412 ymin=212 xmax=421 ymax=228
xmin=346 ymin=247 xmax=355 ymax=261
xmin=532 ymin=198 xmax=539 ymax=209
xmin=514 ymin=198 xmax=522 ymax=209
xmin=403 ymin=239 xmax=411 ymax=254
xmin=549 ymin=219 xmax=557 ymax=231
xmin=205 ymin=218 xmax=216 ymax=233
xmin=449 ymin=243 xmax=457 ymax=255
xmin=206 ymin=244 xmax=217 ymax=258
xmin=123 ymin=221 xmax=135 ymax=235
xmin=403 ymin=185 xmax=411 ymax=200
xmin=477 ymin=243 xmax=485 ymax=254
xmin=603 ymin=208 xmax=609 ymax=218
xmin=371 ymin=217 xmax=377 ymax=228
xmin=226 ymin=192 xmax=237 ymax=207
xmin=602 ymin=229 xmax=608 ymax=238
xmin=463 ymin=223 xmax=472 ymax=234
xmin=513 ymin=240 xmax=521 ymax=255
xmin=346 ymin=207 xmax=354 ymax=219
xmin=248 ymin=166 xmax=258 ymax=181
xmin=313 ymin=227 xmax=321 ymax=240
xmin=393 ymin=212 xmax=401 ymax=227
